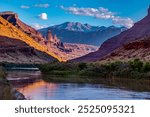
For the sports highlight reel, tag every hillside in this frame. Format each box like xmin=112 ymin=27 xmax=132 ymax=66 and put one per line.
xmin=0 ymin=36 xmax=55 ymax=63
xmin=72 ymin=7 xmax=150 ymax=62
xmin=0 ymin=15 xmax=62 ymax=63
xmin=100 ymin=37 xmax=150 ymax=62
xmin=39 ymin=22 xmax=126 ymax=46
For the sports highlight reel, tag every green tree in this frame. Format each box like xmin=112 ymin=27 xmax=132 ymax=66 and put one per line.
xmin=143 ymin=62 xmax=150 ymax=72
xmin=129 ymin=59 xmax=143 ymax=72
xmin=78 ymin=63 xmax=87 ymax=70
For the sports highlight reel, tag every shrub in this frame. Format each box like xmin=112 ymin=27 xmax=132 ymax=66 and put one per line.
xmin=78 ymin=62 xmax=87 ymax=70
xmin=143 ymin=62 xmax=150 ymax=72
xmin=129 ymin=59 xmax=143 ymax=72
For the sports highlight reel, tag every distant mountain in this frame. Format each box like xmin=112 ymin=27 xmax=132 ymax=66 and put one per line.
xmin=49 ymin=22 xmax=101 ymax=32
xmin=72 ymin=6 xmax=150 ymax=62
xmin=39 ymin=22 xmax=127 ymax=46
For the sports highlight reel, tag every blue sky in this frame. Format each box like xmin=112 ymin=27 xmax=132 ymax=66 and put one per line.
xmin=0 ymin=0 xmax=150 ymax=29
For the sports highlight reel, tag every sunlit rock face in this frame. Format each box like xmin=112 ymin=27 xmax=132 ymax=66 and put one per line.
xmin=0 ymin=11 xmax=45 ymax=44
xmin=0 ymin=13 xmax=62 ymax=63
xmin=72 ymin=7 xmax=150 ymax=62
xmin=46 ymin=30 xmax=64 ymax=48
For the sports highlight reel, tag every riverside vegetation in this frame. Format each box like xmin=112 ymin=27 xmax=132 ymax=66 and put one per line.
xmin=38 ymin=59 xmax=150 ymax=82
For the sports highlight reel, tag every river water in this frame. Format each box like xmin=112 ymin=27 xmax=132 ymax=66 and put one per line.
xmin=6 ymin=70 xmax=150 ymax=100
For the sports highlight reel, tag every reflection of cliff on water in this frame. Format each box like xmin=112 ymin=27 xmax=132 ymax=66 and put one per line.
xmin=15 ymin=80 xmax=57 ymax=100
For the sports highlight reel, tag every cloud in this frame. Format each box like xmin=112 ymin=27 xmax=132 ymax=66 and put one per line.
xmin=61 ymin=6 xmax=134 ymax=28
xmin=20 ymin=5 xmax=30 ymax=9
xmin=32 ymin=23 xmax=47 ymax=29
xmin=20 ymin=4 xmax=50 ymax=9
xmin=39 ymin=13 xmax=48 ymax=20
xmin=112 ymin=17 xmax=134 ymax=29
xmin=34 ymin=4 xmax=49 ymax=8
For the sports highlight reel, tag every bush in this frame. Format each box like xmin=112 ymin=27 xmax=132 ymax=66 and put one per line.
xmin=129 ymin=59 xmax=143 ymax=72
xmin=78 ymin=62 xmax=87 ymax=70
xmin=129 ymin=71 xmax=142 ymax=79
xmin=143 ymin=62 xmax=150 ymax=72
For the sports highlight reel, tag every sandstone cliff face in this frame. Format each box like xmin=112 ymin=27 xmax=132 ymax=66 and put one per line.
xmin=72 ymin=7 xmax=150 ymax=62
xmin=0 ymin=12 xmax=45 ymax=44
xmin=0 ymin=12 xmax=64 ymax=59
xmin=46 ymin=30 xmax=64 ymax=49
xmin=0 ymin=15 xmax=62 ymax=63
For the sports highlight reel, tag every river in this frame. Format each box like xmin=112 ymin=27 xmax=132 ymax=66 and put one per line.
xmin=6 ymin=70 xmax=150 ymax=100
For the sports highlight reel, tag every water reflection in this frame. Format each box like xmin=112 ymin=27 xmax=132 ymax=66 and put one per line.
xmin=7 ymin=70 xmax=150 ymax=100
xmin=16 ymin=80 xmax=57 ymax=100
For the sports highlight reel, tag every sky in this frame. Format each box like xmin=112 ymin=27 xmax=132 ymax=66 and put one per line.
xmin=0 ymin=0 xmax=150 ymax=29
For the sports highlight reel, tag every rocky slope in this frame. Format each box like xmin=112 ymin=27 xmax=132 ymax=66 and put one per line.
xmin=39 ymin=22 xmax=126 ymax=46
xmin=0 ymin=36 xmax=56 ymax=63
xmin=72 ymin=7 xmax=150 ymax=62
xmin=100 ymin=37 xmax=150 ymax=62
xmin=0 ymin=15 xmax=62 ymax=63
xmin=63 ymin=43 xmax=97 ymax=60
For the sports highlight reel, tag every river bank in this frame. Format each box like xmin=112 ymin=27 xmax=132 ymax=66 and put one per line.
xmin=0 ymin=66 xmax=25 ymax=100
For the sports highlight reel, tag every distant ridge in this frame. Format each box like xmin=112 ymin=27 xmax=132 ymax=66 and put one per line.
xmin=39 ymin=22 xmax=126 ymax=46
xmin=49 ymin=22 xmax=100 ymax=32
